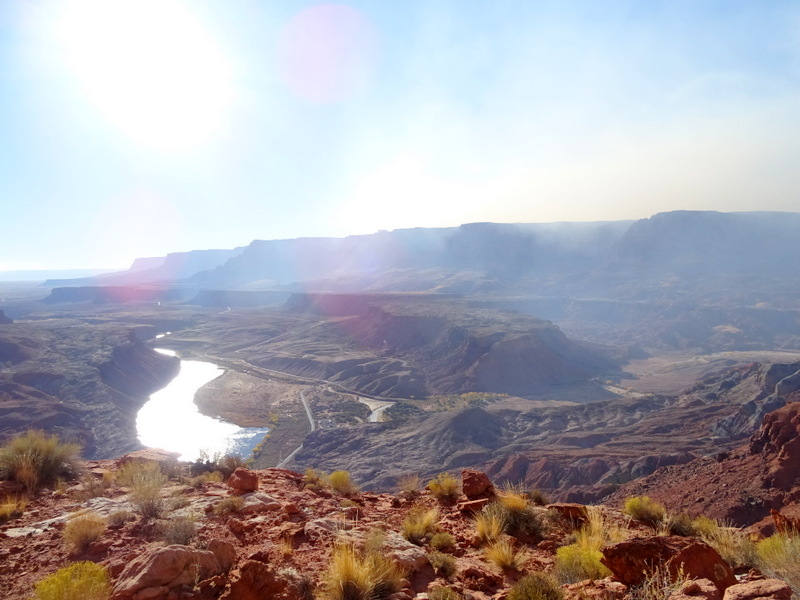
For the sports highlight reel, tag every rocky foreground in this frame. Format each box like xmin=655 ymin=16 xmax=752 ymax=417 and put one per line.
xmin=1 ymin=447 xmax=799 ymax=600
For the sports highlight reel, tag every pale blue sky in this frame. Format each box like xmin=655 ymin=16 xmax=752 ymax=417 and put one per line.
xmin=1 ymin=0 xmax=799 ymax=270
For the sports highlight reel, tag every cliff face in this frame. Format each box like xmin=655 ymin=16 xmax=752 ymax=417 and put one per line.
xmin=0 ymin=324 xmax=178 ymax=458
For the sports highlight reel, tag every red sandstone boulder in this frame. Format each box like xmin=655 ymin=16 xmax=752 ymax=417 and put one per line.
xmin=220 ymin=559 xmax=303 ymax=600
xmin=227 ymin=467 xmax=259 ymax=494
xmin=461 ymin=469 xmax=495 ymax=500
xmin=112 ymin=545 xmax=223 ymax=599
xmin=601 ymin=536 xmax=736 ymax=591
xmin=749 ymin=402 xmax=800 ymax=490
xmin=549 ymin=503 xmax=590 ymax=526
xmin=564 ymin=578 xmax=627 ymax=600
xmin=722 ymin=579 xmax=793 ymax=600
xmin=668 ymin=579 xmax=721 ymax=600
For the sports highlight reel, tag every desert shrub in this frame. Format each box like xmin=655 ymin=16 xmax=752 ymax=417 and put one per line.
xmin=0 ymin=430 xmax=81 ymax=492
xmin=117 ymin=461 xmax=167 ymax=519
xmin=754 ymin=533 xmax=800 ymax=595
xmin=396 ymin=473 xmax=421 ymax=497
xmin=554 ymin=507 xmax=620 ymax=583
xmin=529 ymin=489 xmax=550 ymax=506
xmin=63 ymin=511 xmax=107 ymax=553
xmin=497 ymin=490 xmax=545 ymax=539
xmin=213 ymin=495 xmax=244 ymax=515
xmin=553 ymin=539 xmax=610 ymax=583
xmin=160 ymin=515 xmax=196 ymax=545
xmin=74 ymin=473 xmax=111 ymax=501
xmin=696 ymin=518 xmax=757 ymax=568
xmin=629 ymin=566 xmax=688 ymax=600
xmin=33 ymin=561 xmax=111 ymax=600
xmin=401 ymin=507 xmax=440 ymax=545
xmin=0 ymin=495 xmax=26 ymax=523
xmin=430 ymin=531 xmax=456 ymax=552
xmin=428 ymin=586 xmax=461 ymax=600
xmin=324 ymin=543 xmax=405 ymax=600
xmin=305 ymin=468 xmax=330 ymax=492
xmin=484 ymin=537 xmax=526 ymax=570
xmin=107 ymin=509 xmax=134 ymax=527
xmin=427 ymin=472 xmax=460 ymax=504
xmin=190 ymin=471 xmax=224 ymax=487
xmin=623 ymin=496 xmax=666 ymax=527
xmin=428 ymin=550 xmax=457 ymax=578
xmin=508 ymin=573 xmax=564 ymax=600
xmin=280 ymin=566 xmax=315 ymax=600
xmin=329 ymin=470 xmax=359 ymax=495
xmin=665 ymin=513 xmax=699 ymax=537
xmin=191 ymin=451 xmax=244 ymax=479
xmin=475 ymin=503 xmax=506 ymax=545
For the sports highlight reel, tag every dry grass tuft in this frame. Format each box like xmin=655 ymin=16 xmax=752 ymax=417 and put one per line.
xmin=396 ymin=473 xmax=421 ymax=497
xmin=475 ymin=503 xmax=506 ymax=546
xmin=160 ymin=515 xmax=196 ymax=545
xmin=63 ymin=511 xmax=107 ymax=553
xmin=324 ymin=543 xmax=405 ymax=600
xmin=754 ymin=532 xmax=800 ymax=596
xmin=213 ymin=495 xmax=244 ymax=515
xmin=508 ymin=573 xmax=564 ymax=600
xmin=484 ymin=537 xmax=527 ymax=571
xmin=401 ymin=507 xmax=440 ymax=545
xmin=0 ymin=495 xmax=26 ymax=523
xmin=430 ymin=531 xmax=456 ymax=552
xmin=427 ymin=472 xmax=460 ymax=504
xmin=117 ymin=461 xmax=167 ymax=519
xmin=428 ymin=550 xmax=457 ymax=578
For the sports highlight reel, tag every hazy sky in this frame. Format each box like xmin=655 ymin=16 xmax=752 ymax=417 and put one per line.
xmin=2 ymin=0 xmax=799 ymax=270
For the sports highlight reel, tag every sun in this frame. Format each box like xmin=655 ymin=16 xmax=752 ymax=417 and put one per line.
xmin=55 ymin=0 xmax=234 ymax=151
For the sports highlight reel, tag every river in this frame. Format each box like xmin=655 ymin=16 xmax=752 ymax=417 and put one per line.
xmin=136 ymin=349 xmax=270 ymax=461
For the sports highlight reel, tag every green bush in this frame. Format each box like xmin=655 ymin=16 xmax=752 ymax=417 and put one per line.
xmin=623 ymin=496 xmax=666 ymax=527
xmin=553 ymin=541 xmax=610 ymax=583
xmin=33 ymin=561 xmax=111 ymax=600
xmin=508 ymin=573 xmax=564 ymax=600
xmin=428 ymin=586 xmax=461 ymax=600
xmin=0 ymin=430 xmax=81 ymax=492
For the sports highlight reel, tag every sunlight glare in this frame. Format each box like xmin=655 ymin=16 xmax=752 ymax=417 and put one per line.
xmin=56 ymin=0 xmax=234 ymax=151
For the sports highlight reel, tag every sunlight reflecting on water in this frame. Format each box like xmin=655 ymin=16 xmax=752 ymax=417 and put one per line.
xmin=137 ymin=350 xmax=269 ymax=461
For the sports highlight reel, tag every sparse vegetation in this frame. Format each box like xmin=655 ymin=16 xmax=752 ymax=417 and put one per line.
xmin=190 ymin=470 xmax=224 ymax=487
xmin=0 ymin=430 xmax=81 ymax=492
xmin=63 ymin=510 xmax=107 ymax=553
xmin=497 ymin=488 xmax=545 ymax=539
xmin=623 ymin=496 xmax=666 ymax=528
xmin=664 ymin=513 xmax=698 ymax=537
xmin=401 ymin=507 xmax=440 ymax=545
xmin=0 ymin=495 xmax=26 ymax=523
xmin=428 ymin=586 xmax=461 ymax=600
xmin=323 ymin=543 xmax=405 ymax=600
xmin=33 ymin=561 xmax=111 ymax=600
xmin=695 ymin=518 xmax=757 ymax=569
xmin=305 ymin=468 xmax=330 ymax=492
xmin=107 ymin=509 xmax=134 ymax=527
xmin=754 ymin=533 xmax=800 ymax=595
xmin=629 ymin=567 xmax=688 ymax=600
xmin=428 ymin=550 xmax=457 ymax=578
xmin=508 ymin=573 xmax=564 ymax=600
xmin=160 ymin=515 xmax=197 ymax=545
xmin=213 ymin=495 xmax=244 ymax=515
xmin=396 ymin=473 xmax=421 ymax=497
xmin=117 ymin=461 xmax=167 ymax=519
xmin=529 ymin=489 xmax=550 ymax=506
xmin=554 ymin=506 xmax=621 ymax=583
xmin=484 ymin=537 xmax=526 ymax=571
xmin=430 ymin=531 xmax=456 ymax=552
xmin=475 ymin=503 xmax=506 ymax=545
xmin=427 ymin=472 xmax=460 ymax=504
xmin=329 ymin=470 xmax=359 ymax=496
